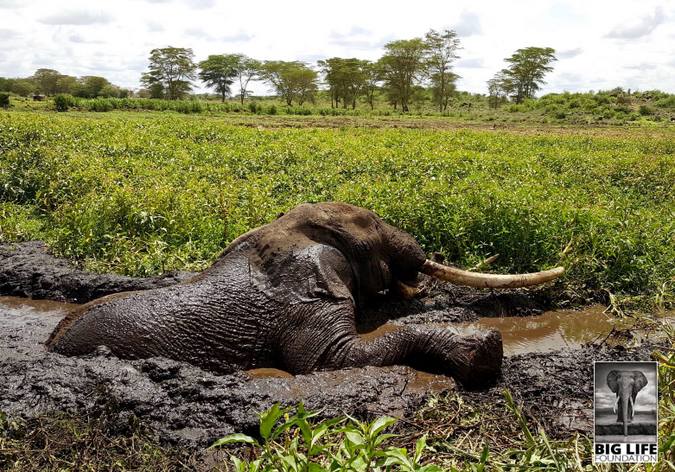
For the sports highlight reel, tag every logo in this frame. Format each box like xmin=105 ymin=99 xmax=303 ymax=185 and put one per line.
xmin=594 ymin=361 xmax=658 ymax=463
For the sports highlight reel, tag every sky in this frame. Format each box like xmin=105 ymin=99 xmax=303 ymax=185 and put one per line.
xmin=1 ymin=0 xmax=674 ymax=96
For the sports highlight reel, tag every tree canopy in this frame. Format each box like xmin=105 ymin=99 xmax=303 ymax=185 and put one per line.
xmin=498 ymin=47 xmax=557 ymax=103
xmin=198 ymin=54 xmax=240 ymax=102
xmin=259 ymin=61 xmax=317 ymax=106
xmin=141 ymin=47 xmax=197 ymax=100
xmin=378 ymin=39 xmax=427 ymax=112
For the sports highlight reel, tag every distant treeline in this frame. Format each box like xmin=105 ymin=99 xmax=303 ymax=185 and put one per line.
xmin=0 ymin=70 xmax=131 ymax=99
xmin=0 ymin=28 xmax=563 ymax=113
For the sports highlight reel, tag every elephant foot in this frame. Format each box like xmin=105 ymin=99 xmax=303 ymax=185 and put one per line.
xmin=449 ymin=329 xmax=503 ymax=390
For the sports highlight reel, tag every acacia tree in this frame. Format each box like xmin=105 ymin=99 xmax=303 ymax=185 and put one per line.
xmin=259 ymin=61 xmax=317 ymax=106
xmin=235 ymin=56 xmax=261 ymax=104
xmin=424 ymin=29 xmax=461 ymax=112
xmin=361 ymin=61 xmax=380 ymax=110
xmin=31 ymin=69 xmax=61 ymax=95
xmin=378 ymin=39 xmax=427 ymax=112
xmin=500 ymin=47 xmax=556 ymax=103
xmin=198 ymin=54 xmax=239 ymax=102
xmin=318 ymin=57 xmax=367 ymax=109
xmin=141 ymin=47 xmax=197 ymax=100
xmin=487 ymin=73 xmax=511 ymax=108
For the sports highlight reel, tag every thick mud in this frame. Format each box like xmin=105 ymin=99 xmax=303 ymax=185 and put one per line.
xmin=0 ymin=242 xmax=669 ymax=449
xmin=0 ymin=241 xmax=194 ymax=303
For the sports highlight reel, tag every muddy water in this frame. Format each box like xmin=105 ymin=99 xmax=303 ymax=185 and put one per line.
xmin=452 ymin=306 xmax=615 ymax=356
xmin=360 ymin=306 xmax=620 ymax=356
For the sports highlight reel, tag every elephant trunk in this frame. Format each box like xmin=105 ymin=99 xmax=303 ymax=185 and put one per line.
xmin=420 ymin=260 xmax=565 ymax=289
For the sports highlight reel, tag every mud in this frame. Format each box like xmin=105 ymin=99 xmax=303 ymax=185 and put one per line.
xmin=0 ymin=241 xmax=194 ymax=303
xmin=0 ymin=241 xmax=669 ymax=450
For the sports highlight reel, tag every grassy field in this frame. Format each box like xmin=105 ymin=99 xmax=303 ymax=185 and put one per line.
xmin=1 ymin=110 xmax=673 ymax=310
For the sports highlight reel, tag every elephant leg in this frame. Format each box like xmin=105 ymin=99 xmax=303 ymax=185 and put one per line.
xmin=333 ymin=326 xmax=503 ymax=389
xmin=279 ymin=306 xmax=502 ymax=389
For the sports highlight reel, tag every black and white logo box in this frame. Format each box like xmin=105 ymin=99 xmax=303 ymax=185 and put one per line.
xmin=594 ymin=361 xmax=658 ymax=463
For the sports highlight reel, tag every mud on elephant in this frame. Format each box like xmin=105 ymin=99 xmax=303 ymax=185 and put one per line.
xmin=47 ymin=202 xmax=564 ymax=389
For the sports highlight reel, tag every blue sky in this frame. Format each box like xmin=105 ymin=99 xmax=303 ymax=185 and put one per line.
xmin=0 ymin=0 xmax=673 ymax=95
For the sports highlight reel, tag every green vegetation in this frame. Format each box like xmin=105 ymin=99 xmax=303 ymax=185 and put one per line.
xmin=1 ymin=111 xmax=673 ymax=310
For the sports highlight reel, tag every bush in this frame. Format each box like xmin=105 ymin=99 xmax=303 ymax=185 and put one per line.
xmin=0 ymin=93 xmax=9 ymax=109
xmin=53 ymin=94 xmax=77 ymax=112
xmin=639 ymin=104 xmax=655 ymax=116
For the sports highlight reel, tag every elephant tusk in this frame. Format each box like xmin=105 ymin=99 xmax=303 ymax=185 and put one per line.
xmin=420 ymin=260 xmax=565 ymax=289
xmin=613 ymin=396 xmax=618 ymax=414
xmin=395 ymin=280 xmax=426 ymax=299
xmin=629 ymin=395 xmax=635 ymax=419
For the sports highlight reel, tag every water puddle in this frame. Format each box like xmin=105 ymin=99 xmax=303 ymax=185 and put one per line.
xmin=451 ymin=306 xmax=615 ymax=356
xmin=361 ymin=306 xmax=670 ymax=357
xmin=0 ymin=295 xmax=77 ymax=316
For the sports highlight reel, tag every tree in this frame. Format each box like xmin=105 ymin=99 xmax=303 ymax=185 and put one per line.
xmin=500 ymin=47 xmax=556 ymax=103
xmin=141 ymin=47 xmax=197 ymax=100
xmin=378 ymin=39 xmax=427 ymax=112
xmin=318 ymin=57 xmax=367 ymax=109
xmin=76 ymin=76 xmax=112 ymax=98
xmin=361 ymin=61 xmax=381 ymax=110
xmin=259 ymin=61 xmax=317 ymax=106
xmin=198 ymin=54 xmax=239 ymax=102
xmin=424 ymin=29 xmax=461 ymax=112
xmin=235 ymin=56 xmax=261 ymax=104
xmin=487 ymin=72 xmax=512 ymax=109
xmin=31 ymin=68 xmax=62 ymax=95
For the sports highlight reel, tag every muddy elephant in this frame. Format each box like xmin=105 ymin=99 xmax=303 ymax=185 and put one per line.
xmin=47 ymin=202 xmax=564 ymax=389
xmin=607 ymin=370 xmax=648 ymax=436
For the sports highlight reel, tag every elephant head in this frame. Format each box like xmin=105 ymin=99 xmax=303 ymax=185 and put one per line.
xmin=607 ymin=370 xmax=648 ymax=436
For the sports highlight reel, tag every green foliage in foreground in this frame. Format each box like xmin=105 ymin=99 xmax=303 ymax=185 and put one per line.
xmin=0 ymin=112 xmax=673 ymax=309
xmin=213 ymin=374 xmax=675 ymax=471
xmin=211 ymin=403 xmax=441 ymax=471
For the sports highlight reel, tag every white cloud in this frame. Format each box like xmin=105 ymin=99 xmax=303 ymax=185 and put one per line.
xmin=39 ymin=10 xmax=113 ymax=26
xmin=454 ymin=11 xmax=482 ymax=37
xmin=558 ymin=48 xmax=583 ymax=59
xmin=457 ymin=57 xmax=484 ymax=68
xmin=606 ymin=6 xmax=665 ymax=39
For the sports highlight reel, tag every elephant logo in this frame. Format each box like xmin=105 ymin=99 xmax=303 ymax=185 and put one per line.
xmin=594 ymin=361 xmax=658 ymax=458
xmin=606 ymin=370 xmax=648 ymax=437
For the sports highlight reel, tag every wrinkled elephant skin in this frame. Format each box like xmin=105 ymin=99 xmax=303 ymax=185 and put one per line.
xmin=48 ymin=203 xmax=503 ymax=389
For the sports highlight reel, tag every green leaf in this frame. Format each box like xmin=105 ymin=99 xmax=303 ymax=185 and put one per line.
xmin=368 ymin=416 xmax=397 ymax=438
xmin=210 ymin=433 xmax=258 ymax=449
xmin=259 ymin=403 xmax=285 ymax=440
xmin=345 ymin=430 xmax=366 ymax=446
xmin=414 ymin=433 xmax=428 ymax=463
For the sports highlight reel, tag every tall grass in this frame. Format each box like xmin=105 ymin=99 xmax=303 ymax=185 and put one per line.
xmin=0 ymin=112 xmax=673 ymax=308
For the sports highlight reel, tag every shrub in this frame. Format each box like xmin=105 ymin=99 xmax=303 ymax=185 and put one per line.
xmin=0 ymin=93 xmax=9 ymax=109
xmin=639 ymin=104 xmax=655 ymax=116
xmin=54 ymin=94 xmax=77 ymax=112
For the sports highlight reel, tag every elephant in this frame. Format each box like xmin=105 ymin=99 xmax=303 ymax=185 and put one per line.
xmin=607 ymin=370 xmax=649 ymax=436
xmin=47 ymin=202 xmax=564 ymax=389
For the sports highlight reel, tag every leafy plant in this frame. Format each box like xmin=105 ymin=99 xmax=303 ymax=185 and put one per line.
xmin=210 ymin=403 xmax=440 ymax=471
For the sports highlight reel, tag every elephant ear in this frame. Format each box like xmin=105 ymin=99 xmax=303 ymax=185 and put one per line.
xmin=632 ymin=371 xmax=648 ymax=399
xmin=607 ymin=370 xmax=620 ymax=393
